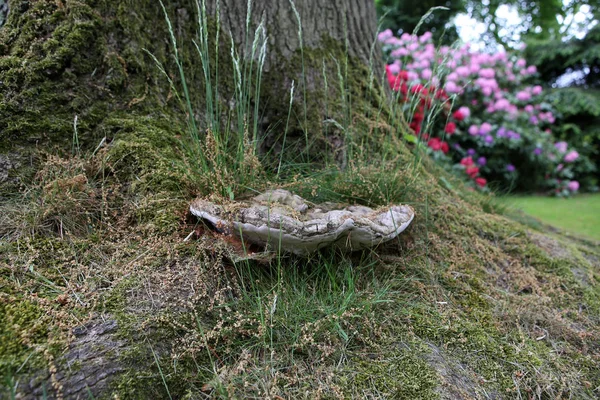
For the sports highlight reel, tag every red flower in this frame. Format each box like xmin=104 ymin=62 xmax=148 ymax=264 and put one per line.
xmin=434 ymin=89 xmax=448 ymax=100
xmin=411 ymin=84 xmax=428 ymax=96
xmin=460 ymin=156 xmax=474 ymax=166
xmin=475 ymin=177 xmax=487 ymax=187
xmin=452 ymin=110 xmax=464 ymax=121
xmin=400 ymin=83 xmax=408 ymax=97
xmin=427 ymin=138 xmax=442 ymax=151
xmin=440 ymin=141 xmax=449 ymax=154
xmin=444 ymin=122 xmax=456 ymax=134
xmin=466 ymin=166 xmax=479 ymax=178
xmin=386 ymin=65 xmax=402 ymax=91
xmin=410 ymin=121 xmax=421 ymax=134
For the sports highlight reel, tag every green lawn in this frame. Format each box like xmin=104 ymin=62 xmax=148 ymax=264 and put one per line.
xmin=504 ymin=194 xmax=600 ymax=241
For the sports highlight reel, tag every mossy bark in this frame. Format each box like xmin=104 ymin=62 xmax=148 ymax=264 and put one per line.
xmin=0 ymin=0 xmax=386 ymax=188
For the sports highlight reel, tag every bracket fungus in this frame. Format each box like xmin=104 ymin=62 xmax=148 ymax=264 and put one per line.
xmin=190 ymin=189 xmax=414 ymax=256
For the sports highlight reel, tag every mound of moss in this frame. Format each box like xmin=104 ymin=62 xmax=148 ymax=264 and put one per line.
xmin=1 ymin=1 xmax=599 ymax=399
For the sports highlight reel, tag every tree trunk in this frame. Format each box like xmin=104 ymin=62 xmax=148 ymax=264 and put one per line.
xmin=0 ymin=0 xmax=385 ymax=186
xmin=205 ymin=0 xmax=378 ymax=68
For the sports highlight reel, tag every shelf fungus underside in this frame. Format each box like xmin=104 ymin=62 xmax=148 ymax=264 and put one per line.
xmin=190 ymin=190 xmax=415 ymax=255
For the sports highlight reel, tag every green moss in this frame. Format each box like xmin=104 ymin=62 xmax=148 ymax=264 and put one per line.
xmin=0 ymin=298 xmax=48 ymax=376
xmin=342 ymin=346 xmax=439 ymax=399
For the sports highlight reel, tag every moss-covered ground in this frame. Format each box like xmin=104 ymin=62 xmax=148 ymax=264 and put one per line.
xmin=1 ymin=1 xmax=600 ymax=399
xmin=2 ymin=136 xmax=599 ymax=398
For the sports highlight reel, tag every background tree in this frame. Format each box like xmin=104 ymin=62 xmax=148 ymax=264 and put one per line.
xmin=375 ymin=0 xmax=464 ymax=44
xmin=376 ymin=0 xmax=599 ymax=49
xmin=525 ymin=23 xmax=600 ymax=191
xmin=469 ymin=0 xmax=599 ymax=48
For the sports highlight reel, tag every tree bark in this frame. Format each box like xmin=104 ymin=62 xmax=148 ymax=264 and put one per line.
xmin=205 ymin=0 xmax=379 ymax=68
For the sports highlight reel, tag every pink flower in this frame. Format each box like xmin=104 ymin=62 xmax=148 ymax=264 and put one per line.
xmin=458 ymin=106 xmax=470 ymax=118
xmin=479 ymin=68 xmax=495 ymax=79
xmin=456 ymin=66 xmax=470 ymax=77
xmin=516 ymin=91 xmax=531 ymax=102
xmin=527 ymin=65 xmax=537 ymax=74
xmin=387 ymin=62 xmax=401 ymax=74
xmin=524 ymin=105 xmax=534 ymax=113
xmin=554 ymin=141 xmax=568 ymax=153
xmin=516 ymin=59 xmax=527 ymax=68
xmin=495 ymin=98 xmax=510 ymax=111
xmin=564 ymin=150 xmax=579 ymax=163
xmin=470 ymin=64 xmax=481 ymax=74
xmin=421 ymin=68 xmax=432 ymax=80
xmin=468 ymin=125 xmax=479 ymax=135
xmin=445 ymin=81 xmax=459 ymax=93
xmin=391 ymin=48 xmax=409 ymax=57
xmin=532 ymin=85 xmax=543 ymax=95
xmin=568 ymin=181 xmax=580 ymax=191
xmin=407 ymin=71 xmax=419 ymax=81
xmin=386 ymin=37 xmax=401 ymax=46
xmin=420 ymin=31 xmax=433 ymax=42
xmin=378 ymin=29 xmax=393 ymax=42
xmin=479 ymin=122 xmax=492 ymax=135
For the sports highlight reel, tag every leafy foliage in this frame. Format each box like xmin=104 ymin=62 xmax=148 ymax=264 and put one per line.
xmin=375 ymin=0 xmax=463 ymax=44
xmin=525 ymin=23 xmax=600 ymax=191
xmin=526 ymin=24 xmax=600 ymax=88
xmin=470 ymin=0 xmax=564 ymax=45
xmin=377 ymin=0 xmax=598 ymax=49
xmin=544 ymin=88 xmax=600 ymax=190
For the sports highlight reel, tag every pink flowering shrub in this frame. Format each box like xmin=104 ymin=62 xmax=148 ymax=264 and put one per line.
xmin=378 ymin=29 xmax=584 ymax=196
